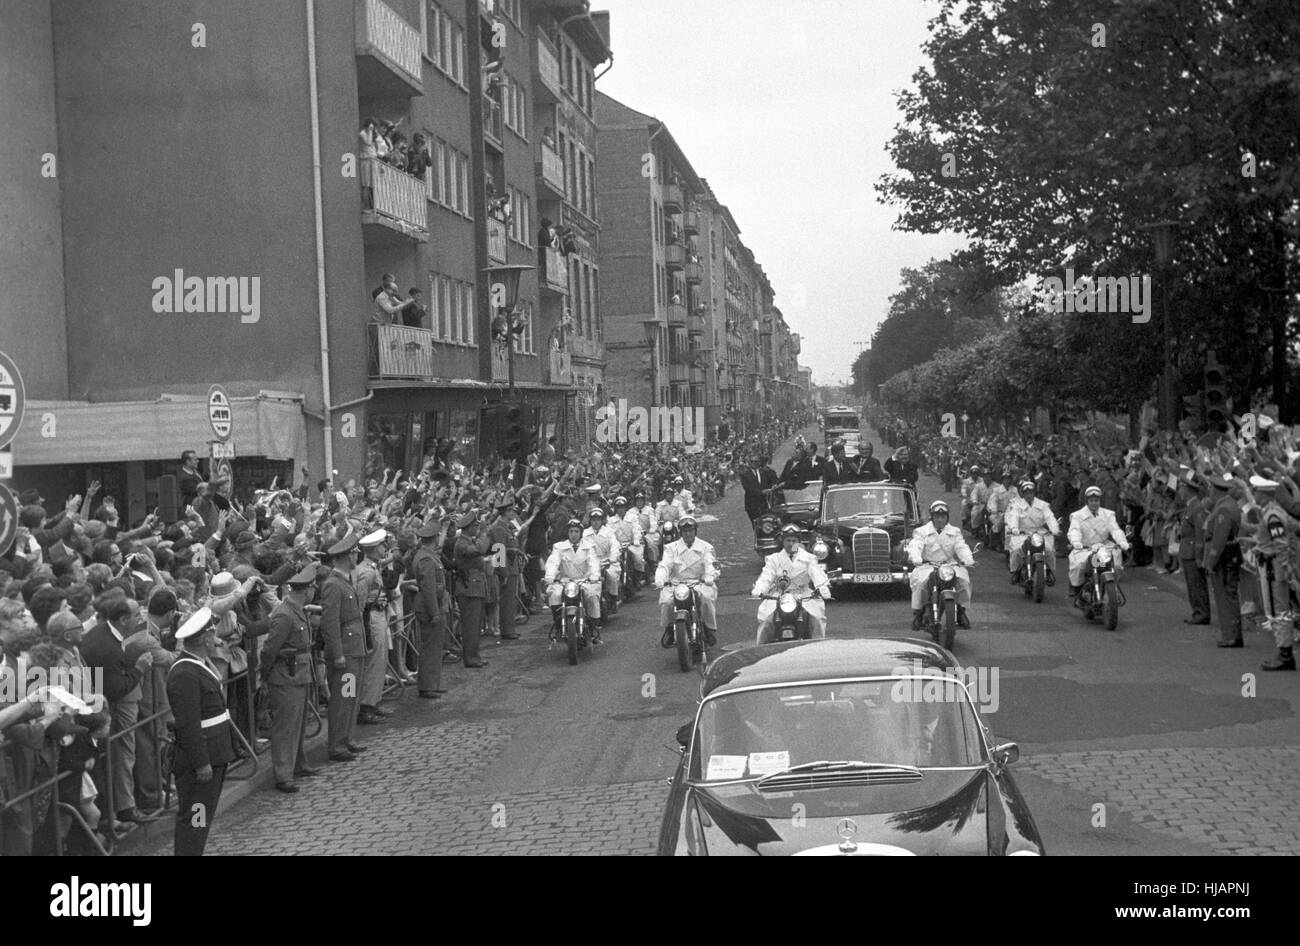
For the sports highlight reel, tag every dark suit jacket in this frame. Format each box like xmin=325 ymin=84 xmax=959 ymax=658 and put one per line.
xmin=166 ymin=655 xmax=239 ymax=772
xmin=822 ymin=458 xmax=854 ymax=485
xmin=856 ymin=456 xmax=885 ymax=481
xmin=738 ymin=466 xmax=778 ymax=519
xmin=81 ymin=622 xmax=142 ymax=704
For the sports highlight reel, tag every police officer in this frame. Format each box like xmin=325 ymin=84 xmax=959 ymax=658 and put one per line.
xmin=413 ymin=516 xmax=449 ymax=698
xmin=166 ymin=607 xmax=239 ymax=856
xmin=320 ymin=532 xmax=368 ymax=761
xmin=1249 ymin=475 xmax=1298 ymax=671
xmin=487 ymin=494 xmax=522 ymax=641
xmin=1177 ymin=472 xmax=1212 ymax=625
xmin=1203 ymin=473 xmax=1243 ymax=648
xmin=453 ymin=511 xmax=492 ymax=668
xmin=261 ymin=565 xmax=320 ymax=792
xmin=356 ymin=529 xmax=393 ymax=725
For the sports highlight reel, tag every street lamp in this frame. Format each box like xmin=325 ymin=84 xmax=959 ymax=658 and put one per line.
xmin=1140 ymin=220 xmax=1180 ymax=430
xmin=483 ymin=263 xmax=534 ymax=394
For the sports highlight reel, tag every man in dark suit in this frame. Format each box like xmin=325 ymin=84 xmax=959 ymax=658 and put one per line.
xmin=1202 ymin=474 xmax=1242 ymax=647
xmin=884 ymin=446 xmax=919 ymax=487
xmin=854 ymin=443 xmax=885 ymax=482
xmin=319 ymin=532 xmax=367 ymax=761
xmin=1177 ymin=475 xmax=1211 ymax=625
xmin=81 ymin=590 xmax=154 ymax=826
xmin=453 ymin=511 xmax=492 ymax=668
xmin=413 ymin=517 xmax=448 ymax=697
xmin=738 ymin=455 xmax=779 ymax=523
xmin=822 ymin=443 xmax=856 ymax=485
xmin=166 ymin=607 xmax=239 ymax=856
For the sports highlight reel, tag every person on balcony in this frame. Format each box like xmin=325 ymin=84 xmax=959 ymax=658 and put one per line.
xmin=359 ymin=118 xmax=378 ymax=209
xmin=403 ymin=287 xmax=427 ymax=329
xmin=371 ymin=274 xmax=417 ymax=325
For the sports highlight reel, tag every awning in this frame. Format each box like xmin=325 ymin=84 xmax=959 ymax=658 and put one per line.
xmin=11 ymin=395 xmax=309 ymax=466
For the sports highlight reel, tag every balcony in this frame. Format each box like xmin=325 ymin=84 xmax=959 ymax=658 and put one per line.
xmin=685 ymin=261 xmax=702 ymax=284
xmin=669 ymin=363 xmax=688 ymax=383
xmin=569 ymin=335 xmax=602 ymax=361
xmin=664 ymin=243 xmax=686 ymax=271
xmin=667 ymin=301 xmax=687 ymax=325
xmin=361 ymin=158 xmax=428 ymax=242
xmin=483 ymin=95 xmax=504 ymax=151
xmin=355 ymin=0 xmax=423 ymax=97
xmin=662 ymin=182 xmax=683 ymax=213
xmin=682 ymin=210 xmax=700 ymax=234
xmin=542 ymin=245 xmax=569 ymax=294
xmin=547 ymin=350 xmax=573 ymax=385
xmin=535 ymin=30 xmax=562 ymax=102
xmin=690 ymin=364 xmax=705 ymax=384
xmin=537 ymin=140 xmax=565 ymax=199
xmin=488 ymin=216 xmax=508 ymax=263
xmin=368 ymin=323 xmax=437 ymax=383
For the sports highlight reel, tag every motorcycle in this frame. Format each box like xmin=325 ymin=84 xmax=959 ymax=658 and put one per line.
xmin=1077 ymin=543 xmax=1126 ymax=630
xmin=600 ymin=561 xmax=620 ymax=617
xmin=1013 ymin=531 xmax=1053 ymax=603
xmin=660 ymin=520 xmax=680 ymax=546
xmin=755 ymin=574 xmax=814 ymax=642
xmin=550 ymin=580 xmax=595 ymax=665
xmin=667 ymin=580 xmax=706 ymax=673
xmin=919 ymin=544 xmax=979 ymax=650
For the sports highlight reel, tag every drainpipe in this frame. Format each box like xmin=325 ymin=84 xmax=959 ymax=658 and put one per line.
xmin=306 ymin=0 xmax=335 ymax=476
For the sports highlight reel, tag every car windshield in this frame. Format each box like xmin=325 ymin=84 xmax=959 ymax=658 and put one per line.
xmin=691 ymin=679 xmax=984 ymax=781
xmin=824 ymin=414 xmax=859 ymax=429
xmin=780 ymin=480 xmax=822 ymax=505
xmin=824 ymin=487 xmax=909 ymax=519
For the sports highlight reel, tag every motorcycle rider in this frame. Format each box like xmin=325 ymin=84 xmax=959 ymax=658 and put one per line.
xmin=1006 ymin=480 xmax=1060 ymax=586
xmin=671 ymin=475 xmax=696 ymax=513
xmin=752 ymin=523 xmax=832 ymax=643
xmin=655 ymin=515 xmax=719 ymax=648
xmin=610 ymin=495 xmax=645 ymax=589
xmin=583 ymin=508 xmax=622 ymax=607
xmin=907 ymin=500 xmax=975 ymax=630
xmin=656 ymin=484 xmax=685 ymax=528
xmin=543 ymin=518 xmax=602 ymax=641
xmin=1248 ymin=475 xmax=1299 ymax=671
xmin=630 ymin=490 xmax=660 ymax=571
xmin=1066 ymin=485 xmax=1131 ymax=605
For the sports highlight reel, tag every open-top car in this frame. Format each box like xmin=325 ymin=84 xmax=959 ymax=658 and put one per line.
xmin=753 ymin=479 xmax=823 ymax=556
xmin=657 ymin=638 xmax=1044 ymax=856
xmin=808 ymin=481 xmax=919 ymax=589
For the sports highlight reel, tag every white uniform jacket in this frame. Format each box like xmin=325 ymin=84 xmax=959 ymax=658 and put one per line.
xmin=544 ymin=540 xmax=601 ymax=585
xmin=907 ymin=522 xmax=975 ymax=568
xmin=1005 ymin=497 xmax=1059 ymax=536
xmin=582 ymin=524 xmax=622 ymax=563
xmin=1067 ymin=506 xmax=1128 ymax=551
xmin=655 ymin=538 xmax=719 ymax=601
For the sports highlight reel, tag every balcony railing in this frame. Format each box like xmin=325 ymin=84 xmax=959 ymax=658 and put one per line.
xmin=355 ymin=0 xmax=423 ymax=95
xmin=667 ymin=301 xmax=687 ymax=324
xmin=662 ymin=182 xmax=683 ymax=213
xmin=488 ymin=216 xmax=508 ymax=263
xmin=664 ymin=244 xmax=686 ymax=270
xmin=569 ymin=335 xmax=602 ymax=360
xmin=685 ymin=261 xmax=702 ymax=283
xmin=368 ymin=323 xmax=437 ymax=382
xmin=669 ymin=363 xmax=688 ymax=383
xmin=537 ymin=140 xmax=565 ymax=199
xmin=547 ymin=350 xmax=573 ymax=385
xmin=362 ymin=158 xmax=428 ymax=240
xmin=483 ymin=95 xmax=503 ymax=149
xmin=542 ymin=245 xmax=569 ymax=293
xmin=682 ymin=210 xmax=700 ymax=234
xmin=535 ymin=30 xmax=562 ymax=102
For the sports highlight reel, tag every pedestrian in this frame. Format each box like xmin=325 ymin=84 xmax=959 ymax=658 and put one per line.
xmin=487 ymin=494 xmax=522 ymax=640
xmin=355 ymin=529 xmax=393 ymax=725
xmin=412 ymin=517 xmax=448 ymax=699
xmin=260 ymin=565 xmax=321 ymax=792
xmin=319 ymin=532 xmax=367 ymax=761
xmin=166 ymin=607 xmax=239 ymax=856
xmin=453 ymin=511 xmax=491 ymax=668
xmin=1177 ymin=474 xmax=1211 ymax=626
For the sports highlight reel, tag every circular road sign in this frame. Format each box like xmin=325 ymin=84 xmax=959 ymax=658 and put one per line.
xmin=0 ymin=351 xmax=26 ymax=450
xmin=208 ymin=385 xmax=233 ymax=441
xmin=0 ymin=483 xmax=17 ymax=555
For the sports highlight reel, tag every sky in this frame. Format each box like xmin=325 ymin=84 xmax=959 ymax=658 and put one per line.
xmin=591 ymin=0 xmax=967 ymax=386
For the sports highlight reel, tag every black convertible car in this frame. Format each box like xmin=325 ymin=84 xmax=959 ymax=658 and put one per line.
xmin=657 ymin=638 xmax=1044 ymax=856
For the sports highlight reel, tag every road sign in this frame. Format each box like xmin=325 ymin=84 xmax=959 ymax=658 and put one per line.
xmin=0 ymin=483 xmax=17 ymax=556
xmin=207 ymin=385 xmax=232 ymax=441
xmin=0 ymin=351 xmax=26 ymax=450
xmin=210 ymin=441 xmax=236 ymax=460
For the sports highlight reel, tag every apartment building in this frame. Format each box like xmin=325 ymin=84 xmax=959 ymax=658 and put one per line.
xmin=0 ymin=0 xmax=608 ymax=521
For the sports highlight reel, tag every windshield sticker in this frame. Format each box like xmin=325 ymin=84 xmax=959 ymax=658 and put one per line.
xmin=706 ymin=755 xmax=749 ymax=780
xmin=747 ymin=751 xmax=790 ymax=776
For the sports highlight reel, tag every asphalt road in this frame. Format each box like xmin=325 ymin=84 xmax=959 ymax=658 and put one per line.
xmin=141 ymin=424 xmax=1300 ymax=856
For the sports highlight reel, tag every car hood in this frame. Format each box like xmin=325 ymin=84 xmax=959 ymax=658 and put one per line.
xmin=819 ymin=514 xmax=907 ymax=538
xmin=687 ymin=768 xmax=991 ymax=856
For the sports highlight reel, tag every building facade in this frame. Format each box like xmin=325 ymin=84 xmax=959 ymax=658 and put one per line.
xmin=1 ymin=0 xmax=609 ymax=521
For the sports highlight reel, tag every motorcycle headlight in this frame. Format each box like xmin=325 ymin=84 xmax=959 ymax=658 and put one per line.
xmin=761 ymin=520 xmax=775 ymax=535
xmin=813 ymin=540 xmax=829 ymax=560
xmin=778 ymin=593 xmax=797 ymax=613
xmin=1095 ymin=548 xmax=1112 ymax=565
xmin=938 ymin=564 xmax=956 ymax=582
xmin=564 ymin=581 xmax=579 ymax=597
xmin=1030 ymin=534 xmax=1044 ymax=548
xmin=674 ymin=585 xmax=691 ymax=602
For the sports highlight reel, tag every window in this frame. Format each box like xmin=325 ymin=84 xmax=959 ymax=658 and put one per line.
xmin=448 ymin=277 xmax=461 ymax=342
xmin=586 ymin=155 xmax=596 ymax=218
xmin=500 ymin=0 xmax=520 ymax=26
xmin=584 ymin=264 xmax=594 ymax=339
xmin=441 ymin=142 xmax=454 ymax=207
xmin=429 ymin=272 xmax=441 ymax=339
xmin=461 ymin=282 xmax=475 ymax=345
xmin=568 ymin=141 xmax=578 ymax=204
xmin=458 ymin=152 xmax=470 ymax=215
xmin=593 ymin=267 xmax=601 ymax=340
xmin=577 ymin=159 xmax=586 ymax=216
xmin=507 ymin=186 xmax=531 ymax=246
xmin=512 ymin=299 xmax=534 ymax=355
xmin=428 ymin=3 xmax=444 ymax=66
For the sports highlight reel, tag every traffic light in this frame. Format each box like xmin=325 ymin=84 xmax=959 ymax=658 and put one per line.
xmin=1181 ymin=392 xmax=1204 ymax=428
xmin=502 ymin=402 xmax=526 ymax=460
xmin=1204 ymin=350 xmax=1228 ymax=429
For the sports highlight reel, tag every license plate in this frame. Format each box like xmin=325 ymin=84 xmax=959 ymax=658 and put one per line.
xmin=854 ymin=573 xmax=891 ymax=583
